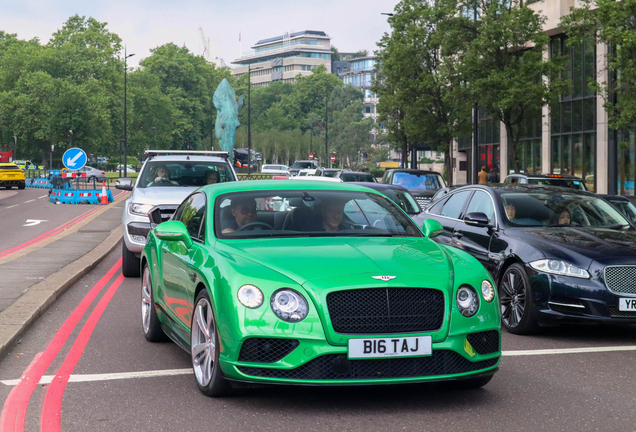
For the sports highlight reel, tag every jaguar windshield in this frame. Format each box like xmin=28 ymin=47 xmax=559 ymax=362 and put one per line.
xmin=501 ymin=192 xmax=631 ymax=229
xmin=215 ymin=190 xmax=423 ymax=239
xmin=137 ymin=161 xmax=234 ymax=188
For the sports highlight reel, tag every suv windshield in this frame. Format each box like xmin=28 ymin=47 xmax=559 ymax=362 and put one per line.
xmin=291 ymin=161 xmax=315 ymax=169
xmin=215 ymin=190 xmax=422 ymax=239
xmin=137 ymin=160 xmax=234 ymax=188
xmin=393 ymin=172 xmax=445 ymax=190
xmin=501 ymin=192 xmax=631 ymax=229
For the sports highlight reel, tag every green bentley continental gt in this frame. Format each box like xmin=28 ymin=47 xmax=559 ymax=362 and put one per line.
xmin=140 ymin=180 xmax=501 ymax=397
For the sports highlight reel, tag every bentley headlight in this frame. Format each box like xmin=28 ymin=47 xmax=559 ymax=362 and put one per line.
xmin=238 ymin=284 xmax=264 ymax=309
xmin=271 ymin=289 xmax=308 ymax=323
xmin=481 ymin=280 xmax=495 ymax=302
xmin=457 ymin=285 xmax=479 ymax=317
xmin=529 ymin=259 xmax=590 ymax=279
xmin=129 ymin=203 xmax=154 ymax=216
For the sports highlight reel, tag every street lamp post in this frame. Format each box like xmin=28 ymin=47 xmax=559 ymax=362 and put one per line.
xmin=124 ymin=48 xmax=135 ymax=178
xmin=247 ymin=63 xmax=264 ymax=175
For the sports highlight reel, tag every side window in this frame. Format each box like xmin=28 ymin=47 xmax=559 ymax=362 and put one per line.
xmin=427 ymin=197 xmax=447 ymax=215
xmin=465 ymin=191 xmax=495 ymax=223
xmin=175 ymin=193 xmax=207 ymax=241
xmin=440 ymin=191 xmax=472 ymax=219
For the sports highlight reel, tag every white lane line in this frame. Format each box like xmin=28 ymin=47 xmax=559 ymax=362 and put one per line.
xmin=0 ymin=368 xmax=192 ymax=386
xmin=23 ymin=199 xmax=35 ymax=203
xmin=6 ymin=205 xmax=18 ymax=209
xmin=38 ymin=195 xmax=47 ymax=199
xmin=502 ymin=345 xmax=636 ymax=356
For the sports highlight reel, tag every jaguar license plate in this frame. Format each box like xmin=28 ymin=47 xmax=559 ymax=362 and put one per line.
xmin=619 ymin=298 xmax=636 ymax=311
xmin=348 ymin=336 xmax=432 ymax=359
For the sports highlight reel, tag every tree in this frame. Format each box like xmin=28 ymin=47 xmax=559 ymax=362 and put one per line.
xmin=331 ymin=46 xmax=342 ymax=61
xmin=458 ymin=0 xmax=568 ymax=173
xmin=561 ymin=0 xmax=636 ymax=134
xmin=374 ymin=0 xmax=472 ymax=183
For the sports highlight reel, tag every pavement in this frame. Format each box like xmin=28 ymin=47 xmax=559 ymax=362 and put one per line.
xmin=0 ymin=191 xmax=128 ymax=360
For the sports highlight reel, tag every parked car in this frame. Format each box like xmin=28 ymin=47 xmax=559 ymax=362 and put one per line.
xmin=0 ymin=163 xmax=26 ymax=189
xmin=382 ymin=169 xmax=446 ymax=208
xmin=601 ymin=195 xmax=636 ymax=226
xmin=503 ymin=173 xmax=587 ymax=190
xmin=260 ymin=164 xmax=290 ymax=176
xmin=336 ymin=171 xmax=377 ymax=183
xmin=296 ymin=168 xmax=317 ymax=177
xmin=116 ymin=164 xmax=137 ymax=173
xmin=352 ymin=183 xmax=421 ymax=217
xmin=75 ymin=165 xmax=107 ymax=182
xmin=13 ymin=160 xmax=43 ymax=170
xmin=314 ymin=167 xmax=349 ymax=177
xmin=116 ymin=150 xmax=238 ymax=277
xmin=416 ymin=184 xmax=636 ymax=334
xmin=289 ymin=160 xmax=319 ymax=176
xmin=140 ymin=180 xmax=500 ymax=396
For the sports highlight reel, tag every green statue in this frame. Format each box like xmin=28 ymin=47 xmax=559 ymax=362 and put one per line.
xmin=213 ymin=78 xmax=243 ymax=164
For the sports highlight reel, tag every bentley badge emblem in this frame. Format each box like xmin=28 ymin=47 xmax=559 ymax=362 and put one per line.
xmin=372 ymin=276 xmax=396 ymax=281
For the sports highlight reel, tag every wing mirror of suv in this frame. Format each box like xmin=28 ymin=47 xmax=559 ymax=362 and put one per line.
xmin=115 ymin=177 xmax=133 ymax=191
xmin=154 ymin=221 xmax=193 ymax=248
xmin=422 ymin=219 xmax=444 ymax=238
xmin=464 ymin=212 xmax=490 ymax=227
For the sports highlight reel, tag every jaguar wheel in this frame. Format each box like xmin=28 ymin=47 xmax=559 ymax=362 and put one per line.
xmin=191 ymin=290 xmax=231 ymax=397
xmin=499 ymin=263 xmax=539 ymax=335
xmin=141 ymin=265 xmax=167 ymax=342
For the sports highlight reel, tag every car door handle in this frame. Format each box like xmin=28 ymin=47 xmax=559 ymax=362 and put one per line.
xmin=453 ymin=231 xmax=463 ymax=239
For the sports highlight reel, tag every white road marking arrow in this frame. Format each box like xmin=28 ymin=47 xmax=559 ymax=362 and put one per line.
xmin=23 ymin=219 xmax=48 ymax=227
xmin=66 ymin=152 xmax=82 ymax=167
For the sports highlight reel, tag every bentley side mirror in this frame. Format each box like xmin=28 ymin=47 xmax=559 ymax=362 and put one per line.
xmin=422 ymin=219 xmax=444 ymax=238
xmin=154 ymin=221 xmax=193 ymax=248
xmin=115 ymin=177 xmax=133 ymax=191
xmin=464 ymin=212 xmax=490 ymax=227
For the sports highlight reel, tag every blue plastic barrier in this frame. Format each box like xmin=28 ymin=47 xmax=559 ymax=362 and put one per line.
xmin=49 ymin=189 xmax=113 ymax=205
xmin=25 ymin=178 xmax=52 ymax=188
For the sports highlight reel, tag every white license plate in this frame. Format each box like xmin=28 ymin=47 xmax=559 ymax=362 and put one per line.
xmin=348 ymin=336 xmax=432 ymax=359
xmin=619 ymin=298 xmax=636 ymax=311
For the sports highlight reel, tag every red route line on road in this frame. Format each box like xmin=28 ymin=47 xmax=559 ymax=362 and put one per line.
xmin=41 ymin=273 xmax=126 ymax=431
xmin=0 ymin=260 xmax=122 ymax=432
xmin=0 ymin=191 xmax=128 ymax=259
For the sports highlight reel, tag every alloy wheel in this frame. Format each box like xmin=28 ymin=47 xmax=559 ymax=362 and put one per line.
xmin=500 ymin=268 xmax=526 ymax=328
xmin=141 ymin=267 xmax=152 ymax=334
xmin=191 ymin=298 xmax=216 ymax=387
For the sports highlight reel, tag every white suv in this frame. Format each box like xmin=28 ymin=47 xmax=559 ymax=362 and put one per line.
xmin=115 ymin=150 xmax=237 ymax=277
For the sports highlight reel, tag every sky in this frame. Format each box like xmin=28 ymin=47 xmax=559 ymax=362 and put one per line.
xmin=0 ymin=0 xmax=400 ymax=68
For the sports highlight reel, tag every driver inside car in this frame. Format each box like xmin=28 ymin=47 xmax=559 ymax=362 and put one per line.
xmin=222 ymin=197 xmax=258 ymax=233
xmin=147 ymin=164 xmax=178 ymax=186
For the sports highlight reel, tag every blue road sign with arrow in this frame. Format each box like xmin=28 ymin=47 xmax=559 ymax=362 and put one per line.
xmin=62 ymin=148 xmax=87 ymax=170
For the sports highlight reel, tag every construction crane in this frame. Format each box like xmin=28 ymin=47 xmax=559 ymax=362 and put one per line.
xmin=199 ymin=27 xmax=210 ymax=61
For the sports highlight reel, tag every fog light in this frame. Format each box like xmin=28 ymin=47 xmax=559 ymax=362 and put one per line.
xmin=131 ymin=235 xmax=146 ymax=243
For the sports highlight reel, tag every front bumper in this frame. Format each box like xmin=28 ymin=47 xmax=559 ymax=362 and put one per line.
xmin=219 ymin=331 xmax=500 ymax=385
xmin=527 ymin=265 xmax=636 ymax=324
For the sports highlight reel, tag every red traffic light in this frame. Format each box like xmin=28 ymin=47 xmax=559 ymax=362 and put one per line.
xmin=330 ymin=155 xmax=335 ymax=162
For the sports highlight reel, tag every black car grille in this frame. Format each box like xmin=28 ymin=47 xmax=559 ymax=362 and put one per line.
xmin=238 ymin=350 xmax=498 ymax=380
xmin=326 ymin=288 xmax=445 ymax=334
xmin=609 ymin=307 xmax=636 ymax=319
xmin=466 ymin=331 xmax=500 ymax=355
xmin=604 ymin=266 xmax=636 ymax=295
xmin=238 ymin=338 xmax=300 ymax=363
xmin=149 ymin=205 xmax=178 ymax=225
xmin=415 ymin=197 xmax=430 ymax=209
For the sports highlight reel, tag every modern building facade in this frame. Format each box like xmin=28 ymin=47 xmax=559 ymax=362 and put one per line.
xmin=231 ymin=30 xmax=332 ymax=87
xmin=453 ymin=0 xmax=629 ymax=195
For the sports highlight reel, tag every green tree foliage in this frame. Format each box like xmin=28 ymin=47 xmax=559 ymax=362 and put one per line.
xmin=561 ymin=0 xmax=636 ymax=133
xmin=374 ymin=0 xmax=472 ymax=182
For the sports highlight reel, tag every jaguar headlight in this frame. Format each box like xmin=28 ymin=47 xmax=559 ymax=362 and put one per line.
xmin=238 ymin=284 xmax=264 ymax=308
xmin=481 ymin=280 xmax=495 ymax=302
xmin=129 ymin=203 xmax=154 ymax=216
xmin=271 ymin=289 xmax=308 ymax=323
xmin=529 ymin=259 xmax=590 ymax=279
xmin=457 ymin=285 xmax=479 ymax=317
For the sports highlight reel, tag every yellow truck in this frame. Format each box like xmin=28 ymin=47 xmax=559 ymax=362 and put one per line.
xmin=0 ymin=163 xmax=26 ymax=189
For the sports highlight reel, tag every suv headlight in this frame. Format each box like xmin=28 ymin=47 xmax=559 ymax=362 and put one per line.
xmin=529 ymin=259 xmax=590 ymax=279
xmin=129 ymin=203 xmax=154 ymax=216
xmin=271 ymin=289 xmax=309 ymax=323
xmin=457 ymin=285 xmax=479 ymax=317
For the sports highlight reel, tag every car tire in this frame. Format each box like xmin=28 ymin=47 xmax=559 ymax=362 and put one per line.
xmin=191 ymin=290 xmax=231 ymax=397
xmin=141 ymin=264 xmax=167 ymax=342
xmin=499 ymin=263 xmax=540 ymax=335
xmin=450 ymin=374 xmax=493 ymax=390
xmin=18 ymin=182 xmax=25 ymax=190
xmin=122 ymin=242 xmax=141 ymax=278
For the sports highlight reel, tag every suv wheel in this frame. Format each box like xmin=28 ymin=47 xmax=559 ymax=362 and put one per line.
xmin=122 ymin=242 xmax=141 ymax=277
